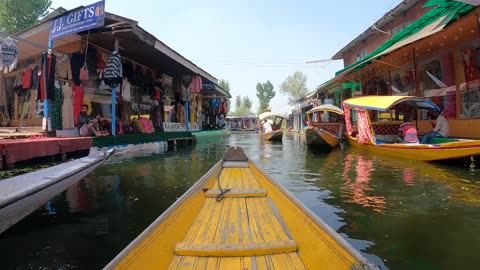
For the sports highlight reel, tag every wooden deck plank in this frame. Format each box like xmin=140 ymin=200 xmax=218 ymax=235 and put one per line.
xmin=212 ymin=197 xmax=233 ymax=244
xmin=175 ymin=240 xmax=297 ymax=256
xmin=204 ymin=189 xmax=266 ymax=198
xmin=183 ymin=199 xmax=222 ymax=244
xmin=247 ymin=197 xmax=290 ymax=243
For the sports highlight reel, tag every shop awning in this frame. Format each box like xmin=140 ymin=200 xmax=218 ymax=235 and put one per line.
xmin=335 ymin=0 xmax=475 ymax=78
xmin=14 ymin=9 xmax=219 ymax=85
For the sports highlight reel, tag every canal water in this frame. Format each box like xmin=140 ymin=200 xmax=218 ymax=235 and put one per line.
xmin=1 ymin=133 xmax=479 ymax=270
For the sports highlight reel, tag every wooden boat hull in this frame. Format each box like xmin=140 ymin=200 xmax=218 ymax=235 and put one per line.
xmin=346 ymin=135 xmax=480 ymax=161
xmin=0 ymin=148 xmax=113 ymax=234
xmin=105 ymin=147 xmax=377 ymax=270
xmin=260 ymin=130 xmax=283 ymax=141
xmin=305 ymin=128 xmax=341 ymax=149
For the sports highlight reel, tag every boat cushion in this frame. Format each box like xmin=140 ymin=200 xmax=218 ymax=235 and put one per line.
xmin=427 ymin=137 xmax=458 ymax=144
xmin=174 ymin=239 xmax=297 ymax=257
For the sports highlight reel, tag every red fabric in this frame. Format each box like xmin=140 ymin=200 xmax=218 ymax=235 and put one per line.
xmin=153 ymin=87 xmax=161 ymax=100
xmin=73 ymin=83 xmax=84 ymax=125
xmin=22 ymin=67 xmax=32 ymax=89
xmin=463 ymin=47 xmax=480 ymax=84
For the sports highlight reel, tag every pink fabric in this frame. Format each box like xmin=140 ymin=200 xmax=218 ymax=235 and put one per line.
xmin=189 ymin=75 xmax=202 ymax=93
xmin=138 ymin=118 xmax=153 ymax=133
xmin=344 ymin=104 xmax=353 ymax=135
xmin=356 ymin=108 xmax=375 ymax=144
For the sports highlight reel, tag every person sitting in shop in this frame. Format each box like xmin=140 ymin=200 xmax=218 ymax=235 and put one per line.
xmin=77 ymin=104 xmax=108 ymax=137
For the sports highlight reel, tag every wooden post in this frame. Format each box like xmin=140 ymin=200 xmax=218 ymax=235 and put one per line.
xmin=14 ymin=92 xmax=18 ymax=121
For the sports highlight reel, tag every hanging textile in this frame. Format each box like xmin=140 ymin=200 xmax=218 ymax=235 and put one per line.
xmin=55 ymin=52 xmax=72 ymax=80
xmin=73 ymin=83 xmax=84 ymax=125
xmin=62 ymin=84 xmax=74 ymax=129
xmin=1 ymin=38 xmax=18 ymax=72
xmin=51 ymin=86 xmax=63 ymax=130
xmin=103 ymin=51 xmax=123 ymax=87
xmin=39 ymin=52 xmax=56 ymax=100
xmin=188 ymin=75 xmax=202 ymax=93
xmin=356 ymin=108 xmax=375 ymax=144
xmin=70 ymin=52 xmax=84 ymax=86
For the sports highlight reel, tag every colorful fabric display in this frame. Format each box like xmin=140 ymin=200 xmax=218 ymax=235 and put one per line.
xmin=1 ymin=38 xmax=18 ymax=72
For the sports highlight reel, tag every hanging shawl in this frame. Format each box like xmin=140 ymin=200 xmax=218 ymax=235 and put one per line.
xmin=343 ymin=104 xmax=375 ymax=144
xmin=1 ymin=38 xmax=18 ymax=72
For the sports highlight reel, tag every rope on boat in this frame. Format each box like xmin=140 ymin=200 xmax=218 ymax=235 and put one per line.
xmin=214 ymin=165 xmax=230 ymax=202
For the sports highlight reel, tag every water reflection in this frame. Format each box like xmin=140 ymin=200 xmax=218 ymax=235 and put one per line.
xmin=0 ymin=134 xmax=479 ymax=270
xmin=341 ymin=154 xmax=386 ymax=214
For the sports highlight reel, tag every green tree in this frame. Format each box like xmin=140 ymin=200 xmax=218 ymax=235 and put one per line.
xmin=233 ymin=95 xmax=253 ymax=116
xmin=256 ymin=80 xmax=275 ymax=114
xmin=279 ymin=71 xmax=309 ymax=106
xmin=218 ymin=79 xmax=231 ymax=114
xmin=0 ymin=0 xmax=52 ymax=34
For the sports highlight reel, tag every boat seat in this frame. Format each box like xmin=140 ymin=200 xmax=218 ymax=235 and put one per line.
xmin=174 ymin=239 xmax=298 ymax=257
xmin=222 ymin=161 xmax=248 ymax=168
xmin=204 ymin=189 xmax=267 ymax=198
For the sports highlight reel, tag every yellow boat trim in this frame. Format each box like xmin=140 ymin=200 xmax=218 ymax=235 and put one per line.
xmin=174 ymin=240 xmax=298 ymax=257
xmin=204 ymin=189 xmax=267 ymax=198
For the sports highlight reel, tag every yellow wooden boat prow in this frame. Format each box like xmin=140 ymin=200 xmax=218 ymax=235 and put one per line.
xmin=104 ymin=147 xmax=378 ymax=270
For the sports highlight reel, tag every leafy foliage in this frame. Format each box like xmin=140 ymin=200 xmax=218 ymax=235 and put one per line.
xmin=279 ymin=71 xmax=309 ymax=106
xmin=256 ymin=80 xmax=275 ymax=114
xmin=218 ymin=79 xmax=231 ymax=114
xmin=0 ymin=0 xmax=52 ymax=34
xmin=233 ymin=95 xmax=253 ymax=116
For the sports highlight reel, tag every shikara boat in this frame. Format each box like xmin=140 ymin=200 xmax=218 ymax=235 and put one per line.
xmin=105 ymin=146 xmax=377 ymax=270
xmin=0 ymin=148 xmax=113 ymax=234
xmin=343 ymin=96 xmax=480 ymax=161
xmin=305 ymin=104 xmax=344 ymax=149
xmin=258 ymin=112 xmax=286 ymax=142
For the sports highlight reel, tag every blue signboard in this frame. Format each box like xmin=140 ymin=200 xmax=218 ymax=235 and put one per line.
xmin=49 ymin=0 xmax=105 ymax=40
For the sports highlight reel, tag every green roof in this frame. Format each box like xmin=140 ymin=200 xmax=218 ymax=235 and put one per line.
xmin=335 ymin=0 xmax=475 ymax=76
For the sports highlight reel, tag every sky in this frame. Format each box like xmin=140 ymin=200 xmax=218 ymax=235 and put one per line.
xmin=51 ymin=0 xmax=403 ymax=114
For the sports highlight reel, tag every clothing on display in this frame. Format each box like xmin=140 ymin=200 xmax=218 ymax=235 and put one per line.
xmin=51 ymin=86 xmax=63 ymax=130
xmin=70 ymin=52 xmax=84 ymax=86
xmin=72 ymin=83 xmax=84 ymax=125
xmin=103 ymin=51 xmax=123 ymax=87
xmin=56 ymin=52 xmax=72 ymax=80
xmin=121 ymin=79 xmax=131 ymax=101
xmin=40 ymin=51 xmax=56 ymax=100
xmin=1 ymin=38 xmax=18 ymax=72
xmin=189 ymin=75 xmax=202 ymax=93
xmin=62 ymin=83 xmax=74 ymax=129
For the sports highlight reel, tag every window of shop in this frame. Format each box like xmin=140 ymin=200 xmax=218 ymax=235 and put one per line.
xmin=391 ymin=66 xmax=415 ymax=96
xmin=418 ymin=51 xmax=456 ymax=119
xmin=459 ymin=39 xmax=480 ymax=118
